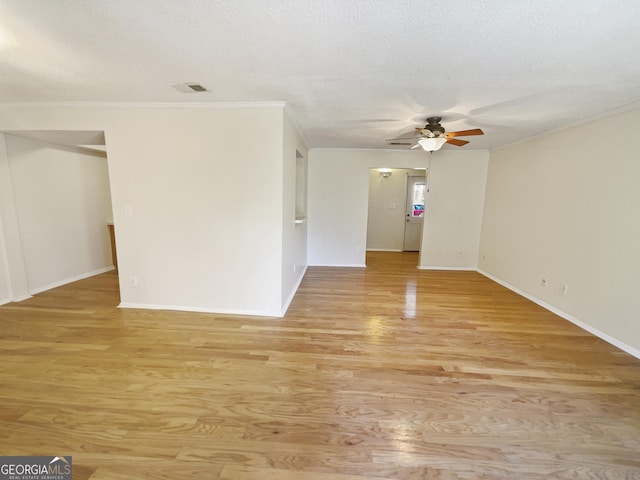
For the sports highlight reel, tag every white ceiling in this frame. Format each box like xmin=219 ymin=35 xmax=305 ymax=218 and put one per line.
xmin=1 ymin=0 xmax=639 ymax=150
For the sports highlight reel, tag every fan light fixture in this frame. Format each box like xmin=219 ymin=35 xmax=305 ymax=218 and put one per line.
xmin=418 ymin=137 xmax=447 ymax=152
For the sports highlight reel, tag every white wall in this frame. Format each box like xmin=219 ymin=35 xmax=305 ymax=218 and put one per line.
xmin=308 ymin=148 xmax=488 ymax=268
xmin=0 ymin=216 xmax=11 ymax=303
xmin=2 ymin=134 xmax=113 ymax=295
xmin=0 ymin=209 xmax=10 ymax=303
xmin=367 ymin=168 xmax=420 ymax=251
xmin=281 ymin=110 xmax=308 ymax=311
xmin=421 ymin=151 xmax=489 ymax=269
xmin=479 ymin=107 xmax=640 ymax=355
xmin=0 ymin=104 xmax=292 ymax=316
xmin=308 ymin=149 xmax=425 ymax=266
xmin=0 ymin=133 xmax=29 ymax=304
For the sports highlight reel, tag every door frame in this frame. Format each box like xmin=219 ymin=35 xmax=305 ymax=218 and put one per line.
xmin=365 ymin=167 xmax=428 ymax=266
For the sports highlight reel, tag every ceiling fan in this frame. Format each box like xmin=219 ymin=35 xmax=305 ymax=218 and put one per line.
xmin=386 ymin=116 xmax=484 ymax=151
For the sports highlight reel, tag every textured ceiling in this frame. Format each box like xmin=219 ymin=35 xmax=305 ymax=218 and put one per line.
xmin=1 ymin=0 xmax=639 ymax=150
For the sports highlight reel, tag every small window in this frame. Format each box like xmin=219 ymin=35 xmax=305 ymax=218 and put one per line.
xmin=412 ymin=182 xmax=426 ymax=217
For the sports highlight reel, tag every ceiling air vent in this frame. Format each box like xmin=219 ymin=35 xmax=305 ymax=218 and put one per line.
xmin=172 ymin=83 xmax=209 ymax=93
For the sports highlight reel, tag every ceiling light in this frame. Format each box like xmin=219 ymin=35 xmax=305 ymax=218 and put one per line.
xmin=378 ymin=168 xmax=392 ymax=178
xmin=418 ymin=137 xmax=447 ymax=152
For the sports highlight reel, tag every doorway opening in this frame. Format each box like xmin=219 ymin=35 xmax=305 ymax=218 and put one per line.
xmin=366 ymin=167 xmax=428 ymax=266
xmin=0 ymin=130 xmax=120 ymax=304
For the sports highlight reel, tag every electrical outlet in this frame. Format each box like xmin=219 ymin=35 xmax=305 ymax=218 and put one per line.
xmin=560 ymin=283 xmax=569 ymax=296
xmin=541 ymin=278 xmax=547 ymax=287
xmin=130 ymin=276 xmax=138 ymax=287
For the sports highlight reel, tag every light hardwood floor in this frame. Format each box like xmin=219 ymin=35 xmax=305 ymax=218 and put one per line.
xmin=1 ymin=252 xmax=639 ymax=479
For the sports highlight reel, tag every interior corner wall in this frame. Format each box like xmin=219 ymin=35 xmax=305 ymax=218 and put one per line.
xmin=0 ymin=105 xmax=286 ymax=316
xmin=307 ymin=149 xmax=429 ymax=267
xmin=0 ymin=133 xmax=14 ymax=304
xmin=0 ymin=132 xmax=29 ymax=303
xmin=4 ymin=134 xmax=113 ymax=295
xmin=420 ymin=150 xmax=489 ymax=269
xmin=0 ymin=217 xmax=11 ymax=304
xmin=479 ymin=107 xmax=640 ymax=355
xmin=281 ymin=111 xmax=308 ymax=312
xmin=0 ymin=210 xmax=11 ymax=304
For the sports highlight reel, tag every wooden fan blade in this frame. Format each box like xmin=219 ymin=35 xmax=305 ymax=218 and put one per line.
xmin=446 ymin=128 xmax=484 ymax=138
xmin=446 ymin=138 xmax=469 ymax=147
xmin=389 ymin=142 xmax=413 ymax=146
xmin=410 ymin=143 xmax=421 ymax=149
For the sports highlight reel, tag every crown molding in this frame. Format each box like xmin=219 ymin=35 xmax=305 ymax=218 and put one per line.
xmin=283 ymin=103 xmax=310 ymax=149
xmin=0 ymin=101 xmax=287 ymax=109
xmin=491 ymin=98 xmax=640 ymax=152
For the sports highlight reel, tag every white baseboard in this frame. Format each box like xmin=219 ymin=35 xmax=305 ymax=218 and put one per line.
xmin=1 ymin=293 xmax=33 ymax=304
xmin=418 ymin=266 xmax=477 ymax=271
xmin=281 ymin=265 xmax=308 ymax=316
xmin=118 ymin=302 xmax=282 ymax=318
xmin=119 ymin=267 xmax=311 ymax=319
xmin=28 ymin=266 xmax=115 ymax=296
xmin=478 ymin=269 xmax=640 ymax=360
xmin=308 ymin=263 xmax=366 ymax=268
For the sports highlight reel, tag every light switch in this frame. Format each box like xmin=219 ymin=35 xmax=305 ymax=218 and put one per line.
xmin=388 ymin=202 xmax=396 ymax=209
xmin=124 ymin=205 xmax=133 ymax=217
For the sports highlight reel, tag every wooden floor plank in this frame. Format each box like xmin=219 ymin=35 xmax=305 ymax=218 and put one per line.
xmin=1 ymin=251 xmax=639 ymax=478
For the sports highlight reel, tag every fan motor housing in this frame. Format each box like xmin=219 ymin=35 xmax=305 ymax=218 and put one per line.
xmin=425 ymin=116 xmax=445 ymax=135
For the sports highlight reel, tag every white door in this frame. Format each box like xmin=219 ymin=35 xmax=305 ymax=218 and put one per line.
xmin=403 ymin=175 xmax=426 ymax=251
